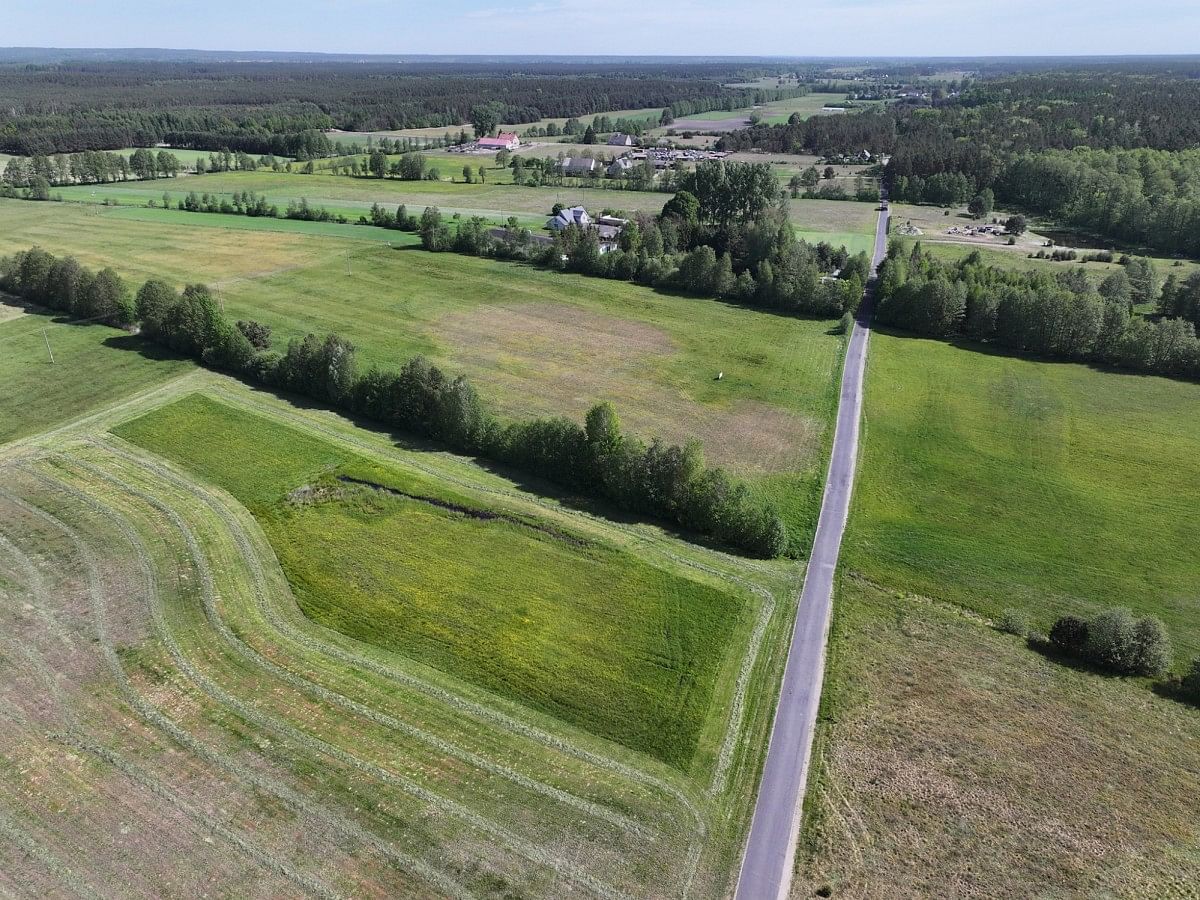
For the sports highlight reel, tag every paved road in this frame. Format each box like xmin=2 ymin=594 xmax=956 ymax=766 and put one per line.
xmin=734 ymin=199 xmax=890 ymax=900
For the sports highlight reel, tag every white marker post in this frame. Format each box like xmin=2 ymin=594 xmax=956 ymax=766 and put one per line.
xmin=42 ymin=328 xmax=54 ymax=363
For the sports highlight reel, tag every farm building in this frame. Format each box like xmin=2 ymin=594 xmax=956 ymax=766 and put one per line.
xmin=478 ymin=132 xmax=520 ymax=150
xmin=560 ymin=157 xmax=598 ymax=176
xmin=607 ymin=133 xmax=635 ymax=146
xmin=607 ymin=157 xmax=638 ymax=176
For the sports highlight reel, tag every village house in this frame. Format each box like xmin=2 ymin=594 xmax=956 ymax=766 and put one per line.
xmin=560 ymin=156 xmax=598 ymax=176
xmin=478 ymin=132 xmax=520 ymax=151
xmin=546 ymin=205 xmax=592 ymax=231
xmin=607 ymin=133 xmax=635 ymax=147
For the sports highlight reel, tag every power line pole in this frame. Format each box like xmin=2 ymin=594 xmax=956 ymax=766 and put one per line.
xmin=42 ymin=328 xmax=54 ymax=363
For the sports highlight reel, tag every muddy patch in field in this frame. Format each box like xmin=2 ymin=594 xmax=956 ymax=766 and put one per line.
xmin=435 ymin=302 xmax=821 ymax=473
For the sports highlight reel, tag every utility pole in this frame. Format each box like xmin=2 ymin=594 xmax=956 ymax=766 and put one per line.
xmin=42 ymin=328 xmax=54 ymax=363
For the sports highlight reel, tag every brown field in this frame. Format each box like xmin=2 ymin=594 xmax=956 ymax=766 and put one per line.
xmin=796 ymin=576 xmax=1200 ymax=899
xmin=435 ymin=302 xmax=821 ymax=473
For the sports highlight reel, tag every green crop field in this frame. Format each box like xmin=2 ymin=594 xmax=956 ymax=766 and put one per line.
xmin=844 ymin=331 xmax=1200 ymax=658
xmin=114 ymin=393 xmax=746 ymax=768
xmin=0 ymin=311 xmax=194 ymax=444
xmin=0 ymin=198 xmax=847 ymax=544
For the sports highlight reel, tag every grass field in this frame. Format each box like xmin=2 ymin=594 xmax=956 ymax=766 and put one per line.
xmin=796 ymin=576 xmax=1200 ymax=897
xmin=114 ymin=393 xmax=747 ymax=768
xmin=0 ymin=351 xmax=802 ymax=898
xmin=0 ymin=310 xmax=194 ymax=444
xmin=0 ymin=198 xmax=847 ymax=546
xmin=794 ymin=333 xmax=1200 ymax=895
xmin=845 ymin=332 xmax=1200 ymax=660
xmin=49 ymin=165 xmax=879 ymax=237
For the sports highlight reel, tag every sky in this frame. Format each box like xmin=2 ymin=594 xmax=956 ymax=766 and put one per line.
xmin=3 ymin=0 xmax=1200 ymax=57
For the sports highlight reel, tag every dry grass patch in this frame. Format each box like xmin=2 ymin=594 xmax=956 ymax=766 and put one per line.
xmin=797 ymin=576 xmax=1200 ymax=899
xmin=437 ymin=302 xmax=819 ymax=471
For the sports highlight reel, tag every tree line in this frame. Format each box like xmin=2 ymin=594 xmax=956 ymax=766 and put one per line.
xmin=0 ymin=60 xmax=760 ymax=155
xmin=875 ymin=243 xmax=1200 ymax=380
xmin=414 ymin=161 xmax=872 ymax=319
xmin=0 ymin=246 xmax=788 ymax=558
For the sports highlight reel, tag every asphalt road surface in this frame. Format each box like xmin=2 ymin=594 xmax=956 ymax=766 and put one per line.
xmin=734 ymin=198 xmax=890 ymax=900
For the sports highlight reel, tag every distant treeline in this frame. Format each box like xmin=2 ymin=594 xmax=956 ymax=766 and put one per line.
xmin=876 ymin=243 xmax=1200 ymax=380
xmin=0 ymin=246 xmax=789 ymax=558
xmin=0 ymin=60 xmax=784 ymax=155
xmin=717 ymin=109 xmax=897 ymax=156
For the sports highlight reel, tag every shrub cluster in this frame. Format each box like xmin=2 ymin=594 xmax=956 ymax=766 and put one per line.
xmin=1047 ymin=607 xmax=1172 ymax=677
xmin=1 ymin=247 xmax=787 ymax=558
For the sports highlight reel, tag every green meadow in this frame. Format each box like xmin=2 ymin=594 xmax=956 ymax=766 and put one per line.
xmin=114 ymin=393 xmax=747 ymax=768
xmin=0 ymin=198 xmax=847 ymax=545
xmin=0 ymin=311 xmax=194 ymax=444
xmin=846 ymin=331 xmax=1200 ymax=661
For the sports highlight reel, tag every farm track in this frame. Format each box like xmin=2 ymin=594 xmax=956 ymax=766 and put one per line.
xmin=19 ymin=465 xmax=630 ymax=900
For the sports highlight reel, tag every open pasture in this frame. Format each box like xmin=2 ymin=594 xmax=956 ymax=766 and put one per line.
xmin=0 ymin=199 xmax=846 ymax=542
xmin=0 ymin=362 xmax=801 ymax=898
xmin=845 ymin=331 xmax=1200 ymax=660
xmin=0 ymin=310 xmax=194 ymax=445
xmin=113 ymin=393 xmax=748 ymax=768
xmin=797 ymin=576 xmax=1200 ymax=897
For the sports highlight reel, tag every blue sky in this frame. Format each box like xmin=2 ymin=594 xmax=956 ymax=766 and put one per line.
xmin=4 ymin=0 xmax=1199 ymax=56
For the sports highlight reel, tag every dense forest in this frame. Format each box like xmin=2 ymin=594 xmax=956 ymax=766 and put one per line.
xmin=0 ymin=61 xmax=794 ymax=155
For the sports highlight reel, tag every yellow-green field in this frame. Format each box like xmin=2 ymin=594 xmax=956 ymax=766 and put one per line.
xmin=0 ymin=196 xmax=850 ymax=544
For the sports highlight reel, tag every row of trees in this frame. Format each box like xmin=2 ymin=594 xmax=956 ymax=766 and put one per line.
xmin=876 ymin=244 xmax=1200 ymax=380
xmin=2 ymin=149 xmax=181 ymax=188
xmin=1046 ymin=608 xmax=1171 ymax=677
xmin=0 ymin=246 xmax=788 ymax=558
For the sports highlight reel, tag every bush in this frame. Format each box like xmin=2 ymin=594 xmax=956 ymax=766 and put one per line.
xmin=997 ymin=608 xmax=1029 ymax=636
xmin=1085 ymin=608 xmax=1171 ymax=676
xmin=1180 ymin=659 xmax=1200 ymax=702
xmin=1049 ymin=615 xmax=1089 ymax=654
xmin=1050 ymin=607 xmax=1172 ymax=676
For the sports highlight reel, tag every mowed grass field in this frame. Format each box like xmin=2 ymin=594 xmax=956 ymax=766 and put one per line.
xmin=845 ymin=332 xmax=1200 ymax=660
xmin=114 ymin=394 xmax=746 ymax=769
xmin=0 ymin=310 xmax=194 ymax=444
xmin=0 ymin=199 xmax=848 ymax=544
xmin=0 ymin=362 xmax=799 ymax=897
xmin=797 ymin=577 xmax=1200 ymax=897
